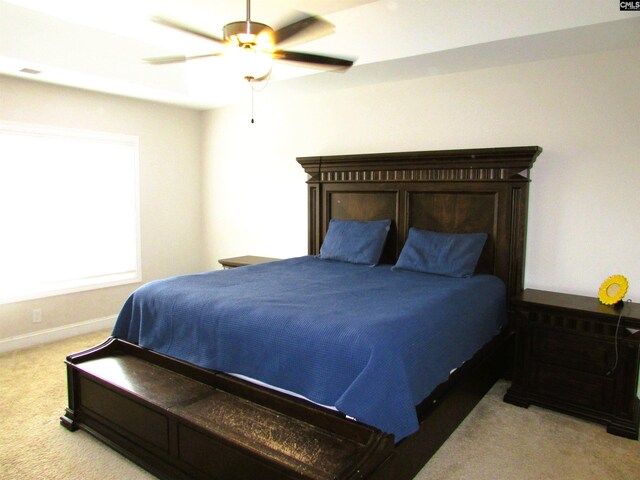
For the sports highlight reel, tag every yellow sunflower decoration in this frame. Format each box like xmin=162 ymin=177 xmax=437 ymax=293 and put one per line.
xmin=598 ymin=274 xmax=629 ymax=305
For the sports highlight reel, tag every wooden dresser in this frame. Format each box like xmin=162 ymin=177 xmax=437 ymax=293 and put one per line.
xmin=504 ymin=289 xmax=640 ymax=439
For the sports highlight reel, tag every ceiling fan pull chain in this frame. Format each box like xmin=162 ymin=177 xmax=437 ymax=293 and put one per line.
xmin=250 ymin=79 xmax=255 ymax=124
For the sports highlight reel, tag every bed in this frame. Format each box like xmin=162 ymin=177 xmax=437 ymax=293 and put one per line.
xmin=61 ymin=146 xmax=541 ymax=480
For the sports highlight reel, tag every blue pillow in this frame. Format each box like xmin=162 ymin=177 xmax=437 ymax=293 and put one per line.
xmin=319 ymin=219 xmax=391 ymax=266
xmin=393 ymin=228 xmax=488 ymax=277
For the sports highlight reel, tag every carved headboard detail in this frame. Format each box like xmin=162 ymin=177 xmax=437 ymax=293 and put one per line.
xmin=297 ymin=146 xmax=542 ymax=300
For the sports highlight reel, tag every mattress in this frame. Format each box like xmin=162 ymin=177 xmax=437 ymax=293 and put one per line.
xmin=112 ymin=256 xmax=506 ymax=441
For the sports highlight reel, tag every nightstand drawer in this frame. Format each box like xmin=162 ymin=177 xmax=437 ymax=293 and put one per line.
xmin=530 ymin=362 xmax=614 ymax=412
xmin=532 ymin=328 xmax=614 ymax=375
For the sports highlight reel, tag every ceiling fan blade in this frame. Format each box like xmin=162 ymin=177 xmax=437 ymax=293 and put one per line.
xmin=274 ymin=50 xmax=354 ymax=69
xmin=143 ymin=53 xmax=223 ymax=65
xmin=152 ymin=16 xmax=224 ymax=44
xmin=274 ymin=14 xmax=335 ymax=47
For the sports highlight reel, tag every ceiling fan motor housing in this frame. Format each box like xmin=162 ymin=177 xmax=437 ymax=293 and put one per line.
xmin=223 ymin=21 xmax=274 ymax=49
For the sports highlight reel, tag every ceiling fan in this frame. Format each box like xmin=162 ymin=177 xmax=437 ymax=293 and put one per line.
xmin=144 ymin=0 xmax=354 ymax=82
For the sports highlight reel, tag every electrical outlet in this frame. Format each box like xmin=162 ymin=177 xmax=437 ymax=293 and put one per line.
xmin=32 ymin=309 xmax=42 ymax=324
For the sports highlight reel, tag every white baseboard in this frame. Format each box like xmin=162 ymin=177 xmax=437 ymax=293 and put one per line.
xmin=0 ymin=315 xmax=117 ymax=354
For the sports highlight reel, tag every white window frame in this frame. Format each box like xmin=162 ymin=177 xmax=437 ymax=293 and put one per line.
xmin=0 ymin=121 xmax=141 ymax=304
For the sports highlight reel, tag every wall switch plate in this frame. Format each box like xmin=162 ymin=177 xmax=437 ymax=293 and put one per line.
xmin=32 ymin=309 xmax=42 ymax=323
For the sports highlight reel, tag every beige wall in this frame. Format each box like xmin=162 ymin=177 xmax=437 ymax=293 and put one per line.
xmin=202 ymin=46 xmax=640 ymax=300
xmin=2 ymin=45 xmax=638 ymax=349
xmin=0 ymin=76 xmax=204 ymax=346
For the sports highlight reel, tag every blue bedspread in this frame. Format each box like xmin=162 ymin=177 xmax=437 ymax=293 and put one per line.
xmin=112 ymin=256 xmax=506 ymax=441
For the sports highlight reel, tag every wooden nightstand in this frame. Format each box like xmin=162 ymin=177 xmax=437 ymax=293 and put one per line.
xmin=218 ymin=255 xmax=280 ymax=269
xmin=504 ymin=289 xmax=640 ymax=439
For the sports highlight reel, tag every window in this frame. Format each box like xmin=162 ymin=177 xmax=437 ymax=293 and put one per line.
xmin=0 ymin=121 xmax=140 ymax=304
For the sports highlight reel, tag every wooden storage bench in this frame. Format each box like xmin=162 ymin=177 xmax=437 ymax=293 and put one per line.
xmin=61 ymin=337 xmax=394 ymax=480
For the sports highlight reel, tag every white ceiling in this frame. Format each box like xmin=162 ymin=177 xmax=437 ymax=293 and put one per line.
xmin=1 ymin=0 xmax=639 ymax=110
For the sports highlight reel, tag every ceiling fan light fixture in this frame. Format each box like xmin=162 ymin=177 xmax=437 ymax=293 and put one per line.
xmin=227 ymin=47 xmax=273 ymax=82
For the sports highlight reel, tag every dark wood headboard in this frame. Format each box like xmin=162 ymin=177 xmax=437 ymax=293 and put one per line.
xmin=297 ymin=146 xmax=541 ymax=300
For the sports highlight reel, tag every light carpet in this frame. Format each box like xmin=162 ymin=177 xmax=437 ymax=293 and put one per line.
xmin=1 ymin=330 xmax=638 ymax=479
